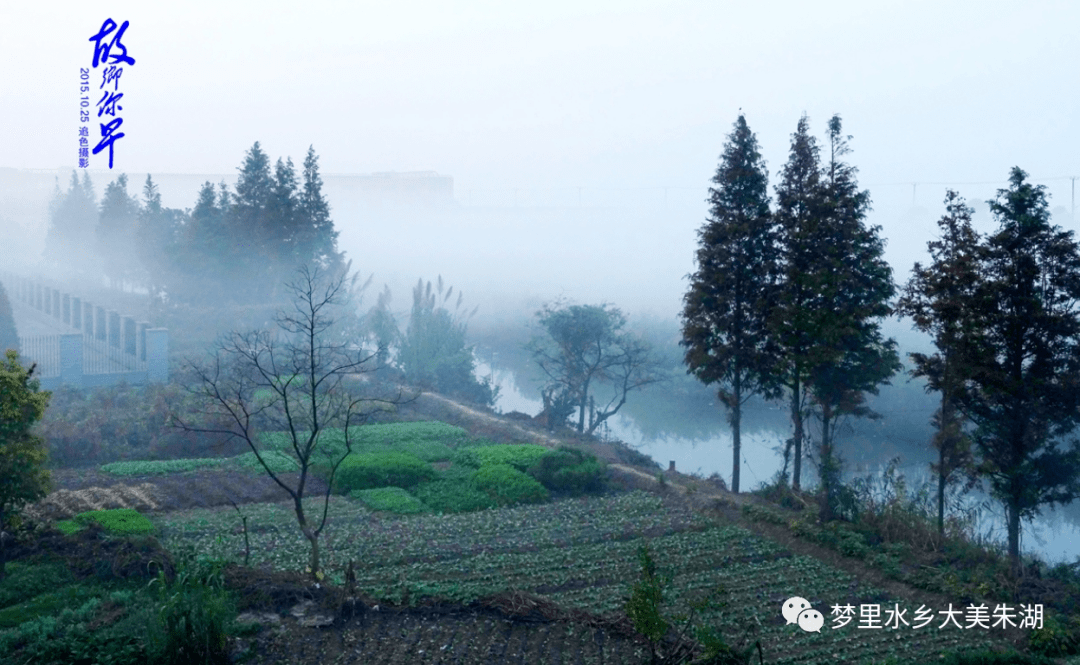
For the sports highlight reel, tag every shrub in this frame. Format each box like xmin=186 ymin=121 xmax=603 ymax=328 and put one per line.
xmin=0 ymin=561 xmax=75 ymax=611
xmin=527 ymin=446 xmax=607 ymax=495
xmin=41 ymin=383 xmax=246 ymax=468
xmin=144 ymin=560 xmax=235 ymax=665
xmin=334 ymin=451 xmax=437 ymax=492
xmin=471 ymin=464 xmax=549 ymax=506
xmin=1028 ymin=612 xmax=1080 ymax=657
xmin=452 ymin=443 xmax=550 ymax=471
xmin=350 ymin=487 xmax=429 ymax=514
xmin=71 ymin=509 xmax=156 ymax=536
xmin=414 ymin=479 xmax=498 ymax=514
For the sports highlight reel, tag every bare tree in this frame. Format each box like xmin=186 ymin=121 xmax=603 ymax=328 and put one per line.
xmin=173 ymin=265 xmax=402 ymax=581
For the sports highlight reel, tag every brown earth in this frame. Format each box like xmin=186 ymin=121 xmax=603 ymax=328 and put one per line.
xmin=30 ymin=468 xmax=328 ymax=521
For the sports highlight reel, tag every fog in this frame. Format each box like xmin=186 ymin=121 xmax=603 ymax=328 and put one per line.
xmin=3 ymin=2 xmax=1080 ymax=560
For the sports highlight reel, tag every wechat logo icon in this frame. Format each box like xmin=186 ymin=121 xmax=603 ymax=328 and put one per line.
xmin=782 ymin=596 xmax=824 ymax=633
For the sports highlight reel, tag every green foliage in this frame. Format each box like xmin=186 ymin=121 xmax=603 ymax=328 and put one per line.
xmin=413 ymin=478 xmax=498 ymax=513
xmin=938 ymin=167 xmax=1080 ymax=572
xmin=259 ymin=421 xmax=463 ymax=465
xmin=624 ymin=542 xmax=757 ymax=665
xmin=399 ymin=277 xmax=498 ymax=406
xmin=625 ymin=543 xmax=670 ymax=646
xmin=0 ymin=350 xmax=52 ymax=579
xmin=72 ymin=508 xmax=157 ymax=536
xmin=350 ymin=487 xmax=430 ymax=514
xmin=1029 ymin=613 xmax=1080 ymax=657
xmin=452 ymin=443 xmax=550 ymax=470
xmin=527 ymin=446 xmax=607 ymax=495
xmin=334 ymin=451 xmax=437 ymax=492
xmin=682 ymin=114 xmax=781 ymax=494
xmin=145 ymin=554 xmax=235 ymax=665
xmin=528 ymin=301 xmax=661 ymax=435
xmin=0 ymin=561 xmax=77 ymax=612
xmin=0 ymin=280 xmax=18 ymax=355
xmin=471 ymin=464 xmax=549 ymax=506
xmin=0 ymin=594 xmax=147 ymax=665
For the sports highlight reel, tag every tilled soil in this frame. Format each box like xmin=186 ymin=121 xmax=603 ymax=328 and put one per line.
xmin=32 ymin=468 xmax=330 ymax=519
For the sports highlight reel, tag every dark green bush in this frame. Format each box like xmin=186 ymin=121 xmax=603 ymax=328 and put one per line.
xmin=1028 ymin=612 xmax=1080 ymax=657
xmin=334 ymin=451 xmax=437 ymax=492
xmin=471 ymin=464 xmax=549 ymax=506
xmin=414 ymin=479 xmax=498 ymax=513
xmin=350 ymin=487 xmax=429 ymax=514
xmin=71 ymin=508 xmax=156 ymax=536
xmin=144 ymin=557 xmax=235 ymax=665
xmin=527 ymin=446 xmax=607 ymax=495
xmin=452 ymin=443 xmax=550 ymax=470
xmin=0 ymin=561 xmax=76 ymax=611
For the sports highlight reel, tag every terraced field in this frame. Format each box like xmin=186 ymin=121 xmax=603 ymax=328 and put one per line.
xmin=154 ymin=491 xmax=998 ymax=664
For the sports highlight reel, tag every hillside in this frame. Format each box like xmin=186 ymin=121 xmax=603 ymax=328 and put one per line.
xmin=4 ymin=389 xmax=1067 ymax=665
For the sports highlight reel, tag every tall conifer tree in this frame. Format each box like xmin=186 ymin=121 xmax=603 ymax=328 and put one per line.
xmin=952 ymin=168 xmax=1080 ymax=574
xmin=896 ymin=190 xmax=981 ymax=537
xmin=96 ymin=174 xmax=141 ymax=288
xmin=770 ymin=115 xmax=825 ymax=490
xmin=805 ymin=115 xmax=899 ymax=520
xmin=681 ymin=114 xmax=781 ymax=493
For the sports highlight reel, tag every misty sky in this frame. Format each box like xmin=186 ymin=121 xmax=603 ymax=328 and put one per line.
xmin=4 ymin=1 xmax=1079 ymax=316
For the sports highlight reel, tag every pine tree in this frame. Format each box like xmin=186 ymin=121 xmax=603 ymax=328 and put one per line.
xmin=681 ymin=114 xmax=782 ymax=493
xmin=770 ymin=115 xmax=827 ymax=490
xmin=136 ymin=175 xmax=184 ymax=309
xmin=804 ymin=115 xmax=899 ymax=520
xmin=96 ymin=174 xmax=141 ymax=289
xmin=299 ymin=145 xmax=343 ymax=272
xmin=896 ymin=190 xmax=981 ymax=538
xmin=44 ymin=171 xmax=98 ymax=276
xmin=952 ymin=168 xmax=1080 ymax=574
xmin=232 ymin=142 xmax=275 ymax=300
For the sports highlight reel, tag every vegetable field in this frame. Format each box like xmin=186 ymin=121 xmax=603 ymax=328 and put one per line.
xmin=154 ymin=491 xmax=997 ymax=664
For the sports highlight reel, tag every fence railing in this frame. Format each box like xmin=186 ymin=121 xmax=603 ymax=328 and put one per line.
xmin=1 ymin=271 xmax=168 ymax=390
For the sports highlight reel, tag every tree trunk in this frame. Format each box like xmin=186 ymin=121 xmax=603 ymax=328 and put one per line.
xmin=293 ymin=498 xmax=321 ymax=580
xmin=820 ymin=404 xmax=834 ymax=522
xmin=731 ymin=371 xmax=742 ymax=494
xmin=937 ymin=444 xmax=946 ymax=541
xmin=577 ymin=379 xmax=588 ymax=434
xmin=1007 ymin=501 xmax=1021 ymax=578
xmin=791 ymin=379 xmax=803 ymax=491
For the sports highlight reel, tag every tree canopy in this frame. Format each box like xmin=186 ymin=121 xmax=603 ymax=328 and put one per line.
xmin=529 ymin=301 xmax=661 ymax=435
xmin=682 ymin=113 xmax=781 ymax=493
xmin=0 ymin=350 xmax=52 ymax=580
xmin=946 ymin=168 xmax=1080 ymax=573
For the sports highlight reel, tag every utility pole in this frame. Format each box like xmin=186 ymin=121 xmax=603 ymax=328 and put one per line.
xmin=1072 ymin=176 xmax=1076 ymax=221
xmin=912 ymin=183 xmax=917 ymax=205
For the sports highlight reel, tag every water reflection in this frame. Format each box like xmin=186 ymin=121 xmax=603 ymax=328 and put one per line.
xmin=481 ymin=362 xmax=1079 ymax=565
